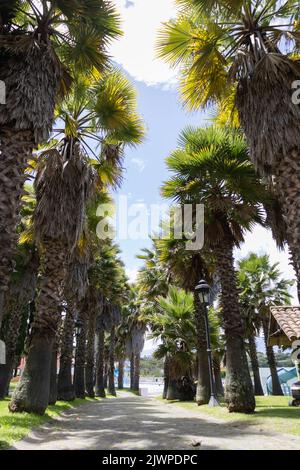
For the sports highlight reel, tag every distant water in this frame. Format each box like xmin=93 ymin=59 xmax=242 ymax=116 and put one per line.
xmin=139 ymin=378 xmax=164 ymax=397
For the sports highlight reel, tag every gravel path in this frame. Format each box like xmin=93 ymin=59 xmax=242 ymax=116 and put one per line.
xmin=12 ymin=394 xmax=300 ymax=450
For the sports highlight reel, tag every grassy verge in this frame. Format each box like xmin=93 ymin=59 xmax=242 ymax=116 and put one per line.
xmin=117 ymin=388 xmax=140 ymax=396
xmin=0 ymin=395 xmax=100 ymax=450
xmin=157 ymin=396 xmax=300 ymax=437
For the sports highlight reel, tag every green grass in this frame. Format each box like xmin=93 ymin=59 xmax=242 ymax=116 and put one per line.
xmin=0 ymin=395 xmax=100 ymax=450
xmin=159 ymin=396 xmax=300 ymax=437
xmin=117 ymin=387 xmax=140 ymax=396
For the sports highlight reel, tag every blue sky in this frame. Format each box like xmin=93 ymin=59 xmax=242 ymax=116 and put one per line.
xmin=107 ymin=0 xmax=297 ymax=354
xmin=114 ymin=81 xmax=205 ymax=281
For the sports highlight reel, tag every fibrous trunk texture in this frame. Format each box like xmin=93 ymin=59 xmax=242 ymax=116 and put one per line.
xmin=0 ymin=129 xmax=34 ymax=327
xmin=237 ymin=57 xmax=300 ymax=296
xmin=163 ymin=357 xmax=170 ymax=399
xmin=108 ymin=326 xmax=116 ymax=396
xmin=9 ymin=239 xmax=67 ymax=414
xmin=132 ymin=353 xmax=140 ymax=392
xmin=49 ymin=346 xmax=58 ymax=406
xmin=275 ymin=153 xmax=300 ymax=298
xmin=130 ymin=353 xmax=134 ymax=390
xmin=9 ymin=335 xmax=54 ymax=415
xmin=0 ymin=250 xmax=38 ymax=398
xmin=85 ymin=310 xmax=96 ymax=398
xmin=0 ymin=361 xmax=13 ymax=399
xmin=95 ymin=328 xmax=106 ymax=397
xmin=213 ymin=355 xmax=224 ymax=397
xmin=57 ymin=302 xmax=76 ymax=401
xmin=74 ymin=309 xmax=87 ymax=399
xmin=166 ymin=378 xmax=179 ymax=400
xmin=262 ymin=318 xmax=283 ymax=396
xmin=0 ymin=36 xmax=64 ymax=328
xmin=118 ymin=358 xmax=124 ymax=390
xmin=215 ymin=242 xmax=255 ymax=413
xmin=194 ymin=293 xmax=210 ymax=405
xmin=103 ymin=362 xmax=108 ymax=389
xmin=0 ymin=304 xmax=24 ymax=399
xmin=248 ymin=335 xmax=264 ymax=396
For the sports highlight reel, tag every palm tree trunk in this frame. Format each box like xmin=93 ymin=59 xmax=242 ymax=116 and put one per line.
xmin=163 ymin=357 xmax=169 ymax=399
xmin=95 ymin=328 xmax=106 ymax=397
xmin=133 ymin=353 xmax=140 ymax=392
xmin=248 ymin=335 xmax=264 ymax=396
xmin=166 ymin=377 xmax=179 ymax=400
xmin=118 ymin=358 xmax=124 ymax=390
xmin=130 ymin=352 xmax=135 ymax=390
xmin=262 ymin=318 xmax=283 ymax=396
xmin=57 ymin=303 xmax=76 ymax=401
xmin=215 ymin=242 xmax=255 ymax=413
xmin=275 ymin=153 xmax=300 ymax=300
xmin=0 ymin=356 xmax=14 ymax=400
xmin=194 ymin=293 xmax=210 ymax=405
xmin=0 ymin=304 xmax=23 ymax=399
xmin=108 ymin=326 xmax=116 ymax=396
xmin=0 ymin=129 xmax=34 ymax=328
xmin=0 ymin=251 xmax=38 ymax=399
xmin=85 ymin=310 xmax=96 ymax=398
xmin=289 ymin=248 xmax=300 ymax=303
xmin=49 ymin=345 xmax=58 ymax=405
xmin=9 ymin=239 xmax=67 ymax=414
xmin=74 ymin=310 xmax=87 ymax=399
xmin=213 ymin=355 xmax=224 ymax=397
xmin=103 ymin=362 xmax=108 ymax=389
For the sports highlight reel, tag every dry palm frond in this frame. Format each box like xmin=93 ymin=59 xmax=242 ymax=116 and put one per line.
xmin=236 ymin=55 xmax=300 ymax=174
xmin=34 ymin=141 xmax=97 ymax=250
xmin=0 ymin=35 xmax=64 ymax=144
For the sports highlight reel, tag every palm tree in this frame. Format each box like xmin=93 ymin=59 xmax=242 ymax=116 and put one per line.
xmin=84 ymin=288 xmax=101 ymax=399
xmin=151 ymin=286 xmax=196 ymax=401
xmin=156 ymin=234 xmax=216 ymax=405
xmin=57 ymin=302 xmax=77 ymax=401
xmin=243 ymin=306 xmax=264 ymax=396
xmin=158 ymin=0 xmax=300 ymax=292
xmin=237 ymin=253 xmax=293 ymax=396
xmin=9 ymin=65 xmax=144 ymax=414
xmin=121 ymin=287 xmax=146 ymax=393
xmin=57 ymin=246 xmax=91 ymax=401
xmin=9 ymin=141 xmax=96 ymax=414
xmin=161 ymin=126 xmax=268 ymax=412
xmin=0 ymin=245 xmax=38 ymax=399
xmin=0 ymin=1 xmax=121 ymax=326
xmin=87 ymin=241 xmax=129 ymax=397
xmin=0 ymin=185 xmax=38 ymax=399
xmin=73 ymin=302 xmax=87 ymax=399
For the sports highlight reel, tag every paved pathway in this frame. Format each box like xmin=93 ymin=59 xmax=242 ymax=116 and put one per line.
xmin=12 ymin=394 xmax=300 ymax=450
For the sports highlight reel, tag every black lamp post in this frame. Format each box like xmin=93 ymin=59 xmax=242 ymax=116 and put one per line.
xmin=195 ymin=279 xmax=219 ymax=407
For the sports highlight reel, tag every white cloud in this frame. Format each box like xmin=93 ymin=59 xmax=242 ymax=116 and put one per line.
xmin=110 ymin=0 xmax=177 ymax=85
xmin=131 ymin=157 xmax=146 ymax=172
xmin=126 ymin=266 xmax=139 ymax=283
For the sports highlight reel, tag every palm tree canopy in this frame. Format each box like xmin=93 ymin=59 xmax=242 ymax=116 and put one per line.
xmin=158 ymin=0 xmax=300 ymax=109
xmin=0 ymin=0 xmax=122 ymax=142
xmin=237 ymin=252 xmax=294 ymax=314
xmin=157 ymin=1 xmax=300 ymax=173
xmin=52 ymin=69 xmax=145 ymax=189
xmin=161 ymin=126 xmax=267 ymax=248
xmin=150 ymin=285 xmax=196 ymax=377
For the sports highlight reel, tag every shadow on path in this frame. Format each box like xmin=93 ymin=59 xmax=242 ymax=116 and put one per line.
xmin=11 ymin=396 xmax=300 ymax=450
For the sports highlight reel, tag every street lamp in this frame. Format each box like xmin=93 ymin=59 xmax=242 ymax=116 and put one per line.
xmin=195 ymin=279 xmax=220 ymax=407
